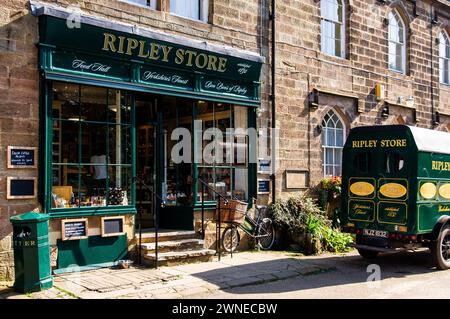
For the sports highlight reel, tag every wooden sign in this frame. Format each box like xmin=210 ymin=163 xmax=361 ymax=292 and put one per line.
xmin=7 ymin=177 xmax=36 ymax=199
xmin=7 ymin=146 xmax=37 ymax=169
xmin=257 ymin=179 xmax=270 ymax=194
xmin=285 ymin=170 xmax=309 ymax=189
xmin=101 ymin=216 xmax=125 ymax=237
xmin=61 ymin=218 xmax=88 ymax=241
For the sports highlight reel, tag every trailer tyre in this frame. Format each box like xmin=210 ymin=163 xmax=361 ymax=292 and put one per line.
xmin=431 ymin=225 xmax=450 ymax=270
xmin=357 ymin=249 xmax=379 ymax=259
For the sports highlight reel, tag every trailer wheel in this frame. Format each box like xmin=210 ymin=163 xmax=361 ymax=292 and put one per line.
xmin=357 ymin=249 xmax=379 ymax=259
xmin=431 ymin=225 xmax=450 ymax=270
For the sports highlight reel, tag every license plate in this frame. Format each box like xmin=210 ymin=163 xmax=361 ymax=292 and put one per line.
xmin=363 ymin=229 xmax=388 ymax=238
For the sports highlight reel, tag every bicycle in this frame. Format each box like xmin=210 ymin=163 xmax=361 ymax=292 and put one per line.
xmin=221 ymin=198 xmax=275 ymax=252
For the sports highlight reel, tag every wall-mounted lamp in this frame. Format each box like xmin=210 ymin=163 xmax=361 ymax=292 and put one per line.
xmin=315 ymin=124 xmax=322 ymax=134
xmin=377 ymin=0 xmax=387 ymax=4
xmin=309 ymin=89 xmax=319 ymax=109
xmin=432 ymin=12 xmax=439 ymax=25
xmin=383 ymin=17 xmax=390 ymax=27
xmin=406 ymin=96 xmax=414 ymax=108
xmin=381 ymin=105 xmax=389 ymax=118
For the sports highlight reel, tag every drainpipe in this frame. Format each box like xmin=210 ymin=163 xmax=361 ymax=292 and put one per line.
xmin=270 ymin=0 xmax=276 ymax=203
xmin=430 ymin=6 xmax=436 ymax=127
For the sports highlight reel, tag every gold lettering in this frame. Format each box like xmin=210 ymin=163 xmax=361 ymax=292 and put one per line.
xmin=117 ymin=36 xmax=126 ymax=54
xmin=195 ymin=53 xmax=208 ymax=69
xmin=175 ymin=48 xmax=185 ymax=64
xmin=185 ymin=50 xmax=197 ymax=66
xmin=217 ymin=57 xmax=227 ymax=72
xmin=207 ymin=55 xmax=218 ymax=71
xmin=138 ymin=40 xmax=149 ymax=58
xmin=126 ymin=38 xmax=139 ymax=55
xmin=102 ymin=33 xmax=117 ymax=52
xmin=149 ymin=43 xmax=160 ymax=60
xmin=161 ymin=46 xmax=173 ymax=62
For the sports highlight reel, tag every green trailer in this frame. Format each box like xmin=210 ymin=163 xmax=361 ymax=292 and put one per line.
xmin=340 ymin=125 xmax=450 ymax=269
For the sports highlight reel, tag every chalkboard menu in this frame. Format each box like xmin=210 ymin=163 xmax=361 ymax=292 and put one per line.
xmin=7 ymin=177 xmax=36 ymax=199
xmin=62 ymin=219 xmax=88 ymax=241
xmin=7 ymin=146 xmax=37 ymax=169
xmin=257 ymin=179 xmax=270 ymax=194
xmin=101 ymin=216 xmax=125 ymax=237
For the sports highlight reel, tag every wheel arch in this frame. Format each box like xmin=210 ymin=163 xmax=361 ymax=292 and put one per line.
xmin=431 ymin=215 xmax=450 ymax=240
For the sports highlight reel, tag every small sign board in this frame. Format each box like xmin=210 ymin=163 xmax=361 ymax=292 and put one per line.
xmin=61 ymin=218 xmax=88 ymax=241
xmin=257 ymin=179 xmax=270 ymax=194
xmin=7 ymin=146 xmax=37 ymax=169
xmin=101 ymin=216 xmax=125 ymax=237
xmin=7 ymin=177 xmax=36 ymax=199
xmin=258 ymin=158 xmax=271 ymax=174
xmin=285 ymin=170 xmax=309 ymax=189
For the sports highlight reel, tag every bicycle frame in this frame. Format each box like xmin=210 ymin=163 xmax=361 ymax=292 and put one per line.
xmin=236 ymin=207 xmax=268 ymax=239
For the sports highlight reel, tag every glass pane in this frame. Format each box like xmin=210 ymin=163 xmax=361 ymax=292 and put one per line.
xmin=336 ymin=128 xmax=344 ymax=146
xmin=108 ymin=166 xmax=132 ymax=206
xmin=215 ymin=167 xmax=232 ymax=198
xmin=197 ymin=167 xmax=215 ymax=201
xmin=170 ymin=0 xmax=200 ymax=20
xmin=327 ymin=128 xmax=335 ymax=146
xmin=233 ymin=167 xmax=247 ymax=201
xmin=81 ymin=122 xmax=108 ymax=165
xmin=52 ymin=165 xmax=79 ymax=208
xmin=335 ymin=148 xmax=342 ymax=166
xmin=107 ymin=89 xmax=132 ymax=124
xmin=59 ymin=120 xmax=80 ymax=165
xmin=325 ymin=148 xmax=333 ymax=165
xmin=80 ymin=85 xmax=107 ymax=123
xmin=53 ymin=82 xmax=80 ymax=120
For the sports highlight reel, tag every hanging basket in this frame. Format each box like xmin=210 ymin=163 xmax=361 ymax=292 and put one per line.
xmin=215 ymin=198 xmax=247 ymax=224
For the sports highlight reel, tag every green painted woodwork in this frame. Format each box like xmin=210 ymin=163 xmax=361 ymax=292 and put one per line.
xmin=38 ymin=16 xmax=262 ymax=106
xmin=56 ymin=235 xmax=128 ymax=270
xmin=341 ymin=125 xmax=450 ymax=236
xmin=10 ymin=212 xmax=53 ymax=293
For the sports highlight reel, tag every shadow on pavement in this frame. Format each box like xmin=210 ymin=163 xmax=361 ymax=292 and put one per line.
xmin=189 ymin=249 xmax=438 ymax=294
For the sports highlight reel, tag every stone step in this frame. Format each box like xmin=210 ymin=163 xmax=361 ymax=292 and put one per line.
xmin=140 ymin=238 xmax=205 ymax=253
xmin=143 ymin=249 xmax=216 ymax=267
xmin=136 ymin=230 xmax=197 ymax=244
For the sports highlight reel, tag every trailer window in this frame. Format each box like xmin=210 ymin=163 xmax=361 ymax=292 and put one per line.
xmin=383 ymin=152 xmax=405 ymax=173
xmin=353 ymin=152 xmax=372 ymax=173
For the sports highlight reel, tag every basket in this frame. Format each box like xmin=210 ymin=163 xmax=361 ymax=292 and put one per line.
xmin=215 ymin=198 xmax=248 ymax=224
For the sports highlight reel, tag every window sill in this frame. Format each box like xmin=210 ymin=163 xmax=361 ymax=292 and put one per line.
xmin=166 ymin=13 xmax=212 ymax=30
xmin=49 ymin=206 xmax=136 ymax=218
xmin=117 ymin=0 xmax=156 ymax=10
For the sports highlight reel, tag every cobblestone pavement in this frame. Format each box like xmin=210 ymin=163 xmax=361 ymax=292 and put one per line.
xmin=0 ymin=250 xmax=339 ymax=299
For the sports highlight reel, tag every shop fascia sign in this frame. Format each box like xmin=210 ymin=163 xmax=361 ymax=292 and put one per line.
xmin=39 ymin=16 xmax=262 ymax=84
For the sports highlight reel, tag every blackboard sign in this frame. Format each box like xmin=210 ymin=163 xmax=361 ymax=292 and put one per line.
xmin=101 ymin=216 xmax=125 ymax=237
xmin=7 ymin=177 xmax=36 ymax=199
xmin=7 ymin=146 xmax=37 ymax=169
xmin=62 ymin=219 xmax=88 ymax=241
xmin=257 ymin=179 xmax=270 ymax=194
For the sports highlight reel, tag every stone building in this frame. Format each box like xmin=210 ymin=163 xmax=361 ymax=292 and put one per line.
xmin=0 ymin=0 xmax=449 ymax=281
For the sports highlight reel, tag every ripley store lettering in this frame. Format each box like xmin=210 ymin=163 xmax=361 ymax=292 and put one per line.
xmin=102 ymin=33 xmax=228 ymax=72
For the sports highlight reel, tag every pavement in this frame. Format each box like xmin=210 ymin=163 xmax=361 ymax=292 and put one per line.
xmin=1 ymin=248 xmax=450 ymax=299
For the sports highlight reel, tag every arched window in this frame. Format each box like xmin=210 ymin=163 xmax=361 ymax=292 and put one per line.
xmin=439 ymin=31 xmax=450 ymax=85
xmin=322 ymin=110 xmax=345 ymax=176
xmin=321 ymin=0 xmax=345 ymax=58
xmin=388 ymin=10 xmax=406 ymax=73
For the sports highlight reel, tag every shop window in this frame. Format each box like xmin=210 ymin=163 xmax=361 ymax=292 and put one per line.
xmin=388 ymin=9 xmax=406 ymax=74
xmin=320 ymin=0 xmax=345 ymax=58
xmin=197 ymin=102 xmax=248 ymax=202
xmin=51 ymin=82 xmax=133 ymax=209
xmin=353 ymin=151 xmax=372 ymax=173
xmin=383 ymin=152 xmax=405 ymax=174
xmin=322 ymin=109 xmax=345 ymax=176
xmin=170 ymin=0 xmax=209 ymax=22
xmin=439 ymin=31 xmax=450 ymax=85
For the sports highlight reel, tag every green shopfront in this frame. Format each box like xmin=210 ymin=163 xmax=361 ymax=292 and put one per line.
xmin=33 ymin=7 xmax=263 ymax=272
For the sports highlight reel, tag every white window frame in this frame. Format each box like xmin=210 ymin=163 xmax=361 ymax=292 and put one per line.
xmin=320 ymin=0 xmax=346 ymax=58
xmin=388 ymin=9 xmax=407 ymax=74
xmin=322 ymin=110 xmax=346 ymax=177
xmin=170 ymin=0 xmax=209 ymax=23
xmin=439 ymin=31 xmax=450 ymax=85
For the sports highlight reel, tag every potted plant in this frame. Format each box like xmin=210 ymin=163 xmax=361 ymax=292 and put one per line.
xmin=318 ymin=176 xmax=342 ymax=213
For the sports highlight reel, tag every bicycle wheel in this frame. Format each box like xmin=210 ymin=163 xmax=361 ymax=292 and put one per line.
xmin=257 ymin=219 xmax=275 ymax=250
xmin=222 ymin=226 xmax=240 ymax=253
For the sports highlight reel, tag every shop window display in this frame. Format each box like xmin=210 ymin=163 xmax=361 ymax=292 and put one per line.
xmin=51 ymin=82 xmax=132 ymax=209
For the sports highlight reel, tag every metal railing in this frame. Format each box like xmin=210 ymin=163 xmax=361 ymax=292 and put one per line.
xmin=198 ymin=178 xmax=238 ymax=261
xmin=135 ymin=176 xmax=165 ymax=269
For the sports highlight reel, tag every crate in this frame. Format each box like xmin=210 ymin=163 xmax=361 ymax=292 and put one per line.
xmin=215 ymin=198 xmax=247 ymax=224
